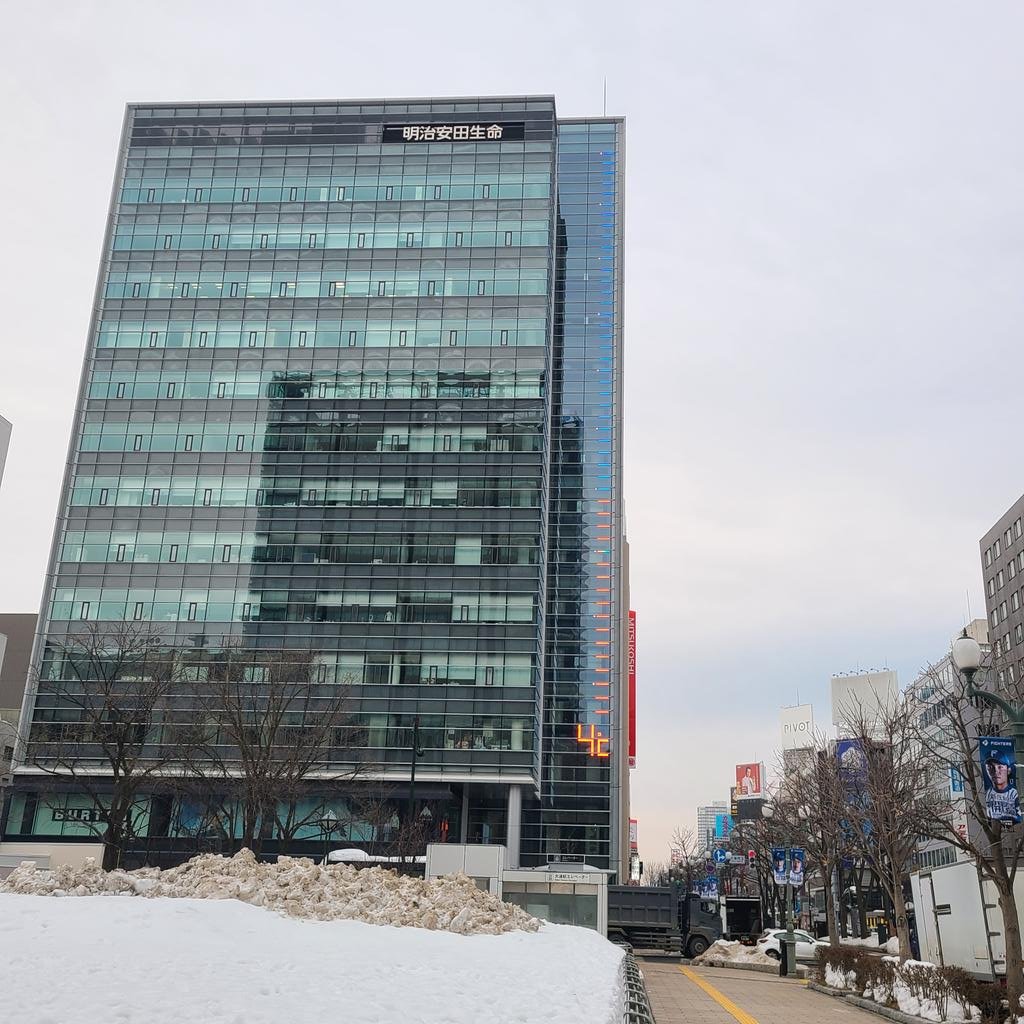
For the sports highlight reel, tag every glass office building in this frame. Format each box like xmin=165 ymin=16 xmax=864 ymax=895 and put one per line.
xmin=7 ymin=96 xmax=627 ymax=873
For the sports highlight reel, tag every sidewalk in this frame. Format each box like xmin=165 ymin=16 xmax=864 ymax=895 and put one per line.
xmin=638 ymin=961 xmax=882 ymax=1024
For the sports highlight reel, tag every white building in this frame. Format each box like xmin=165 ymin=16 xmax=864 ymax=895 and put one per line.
xmin=696 ymin=802 xmax=727 ymax=850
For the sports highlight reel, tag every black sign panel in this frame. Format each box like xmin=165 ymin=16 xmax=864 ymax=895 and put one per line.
xmin=383 ymin=122 xmax=524 ymax=143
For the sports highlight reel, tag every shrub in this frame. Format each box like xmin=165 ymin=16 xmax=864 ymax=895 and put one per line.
xmin=961 ymin=979 xmax=1009 ymax=1024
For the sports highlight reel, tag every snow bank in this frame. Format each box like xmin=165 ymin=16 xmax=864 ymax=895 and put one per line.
xmin=0 ymin=849 xmax=538 ymax=935
xmin=0 ymin=893 xmax=624 ymax=1024
xmin=693 ymin=939 xmax=777 ymax=967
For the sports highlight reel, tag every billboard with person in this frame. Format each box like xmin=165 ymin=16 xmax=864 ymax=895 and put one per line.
xmin=735 ymin=763 xmax=762 ymax=799
xmin=980 ymin=737 xmax=1021 ymax=824
xmin=771 ymin=847 xmax=787 ymax=885
xmin=789 ymin=848 xmax=805 ymax=887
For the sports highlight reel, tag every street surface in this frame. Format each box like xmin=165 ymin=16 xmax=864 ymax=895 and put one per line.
xmin=638 ymin=962 xmax=879 ymax=1024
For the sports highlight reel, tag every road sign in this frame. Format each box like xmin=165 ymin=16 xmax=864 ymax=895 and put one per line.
xmin=727 ymin=853 xmax=748 ymax=866
xmin=712 ymin=848 xmax=728 ymax=865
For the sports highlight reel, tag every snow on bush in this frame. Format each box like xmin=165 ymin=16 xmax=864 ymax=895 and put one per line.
xmin=692 ymin=939 xmax=777 ymax=967
xmin=819 ymin=947 xmax=982 ymax=1023
xmin=0 ymin=849 xmax=539 ymax=935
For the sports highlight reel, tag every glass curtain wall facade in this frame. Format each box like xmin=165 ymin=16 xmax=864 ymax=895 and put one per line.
xmin=8 ymin=97 xmax=626 ymax=872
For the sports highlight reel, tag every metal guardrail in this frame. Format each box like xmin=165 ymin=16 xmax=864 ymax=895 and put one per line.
xmin=620 ymin=948 xmax=657 ymax=1024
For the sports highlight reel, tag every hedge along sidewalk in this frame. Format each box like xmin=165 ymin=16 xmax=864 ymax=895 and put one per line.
xmin=808 ymin=979 xmax=950 ymax=1024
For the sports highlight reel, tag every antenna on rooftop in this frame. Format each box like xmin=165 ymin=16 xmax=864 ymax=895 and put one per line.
xmin=602 ymin=79 xmax=607 ymax=116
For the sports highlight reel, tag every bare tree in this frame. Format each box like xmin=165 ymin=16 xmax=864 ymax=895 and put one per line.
xmin=910 ymin=652 xmax=1024 ymax=1012
xmin=669 ymin=825 xmax=706 ymax=894
xmin=23 ymin=623 xmax=191 ymax=870
xmin=839 ymin=699 xmax=941 ymax=960
xmin=183 ymin=644 xmax=366 ymax=857
xmin=775 ymin=734 xmax=848 ymax=945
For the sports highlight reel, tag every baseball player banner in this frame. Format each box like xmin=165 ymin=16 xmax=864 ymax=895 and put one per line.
xmin=980 ymin=737 xmax=1021 ymax=824
xmin=771 ymin=847 xmax=788 ymax=885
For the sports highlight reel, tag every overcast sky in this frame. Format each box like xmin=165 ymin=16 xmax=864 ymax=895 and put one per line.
xmin=1 ymin=1 xmax=1022 ymax=866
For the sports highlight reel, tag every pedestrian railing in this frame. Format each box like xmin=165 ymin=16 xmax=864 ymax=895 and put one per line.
xmin=620 ymin=949 xmax=657 ymax=1024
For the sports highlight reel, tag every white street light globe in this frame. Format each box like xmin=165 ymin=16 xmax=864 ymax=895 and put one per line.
xmin=761 ymin=803 xmax=774 ymax=819
xmin=952 ymin=634 xmax=983 ymax=673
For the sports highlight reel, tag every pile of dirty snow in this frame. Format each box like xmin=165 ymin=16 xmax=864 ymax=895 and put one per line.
xmin=692 ymin=939 xmax=777 ymax=967
xmin=0 ymin=849 xmax=538 ymax=935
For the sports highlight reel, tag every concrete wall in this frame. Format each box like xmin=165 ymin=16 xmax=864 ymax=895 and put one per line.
xmin=0 ymin=841 xmax=105 ymax=876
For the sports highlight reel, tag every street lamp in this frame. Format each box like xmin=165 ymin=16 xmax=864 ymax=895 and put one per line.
xmin=763 ymin=801 xmax=796 ymax=977
xmin=319 ymin=808 xmax=339 ymax=864
xmin=952 ymin=630 xmax=1024 ymax=766
xmin=407 ymin=716 xmax=426 ymax=831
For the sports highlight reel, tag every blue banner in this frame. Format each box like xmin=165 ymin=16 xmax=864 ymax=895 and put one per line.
xmin=771 ymin=847 xmax=788 ymax=885
xmin=789 ymin=848 xmax=805 ymax=887
xmin=980 ymin=736 xmax=1021 ymax=824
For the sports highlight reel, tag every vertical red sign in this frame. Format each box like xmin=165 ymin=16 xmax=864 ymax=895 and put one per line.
xmin=628 ymin=610 xmax=637 ymax=768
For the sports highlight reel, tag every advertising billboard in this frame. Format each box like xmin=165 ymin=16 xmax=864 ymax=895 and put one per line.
xmin=628 ymin=611 xmax=637 ymax=768
xmin=830 ymin=670 xmax=898 ymax=733
xmin=713 ymin=813 xmax=733 ymax=839
xmin=629 ymin=818 xmax=639 ymax=850
xmin=735 ymin=763 xmax=763 ymax=799
xmin=781 ymin=704 xmax=814 ymax=751
xmin=980 ymin=737 xmax=1021 ymax=824
xmin=789 ymin=848 xmax=805 ymax=887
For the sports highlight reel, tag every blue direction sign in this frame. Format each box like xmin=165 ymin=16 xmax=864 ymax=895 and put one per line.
xmin=712 ymin=848 xmax=728 ymax=865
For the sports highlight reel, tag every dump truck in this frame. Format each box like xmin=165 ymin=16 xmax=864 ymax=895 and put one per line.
xmin=607 ymin=887 xmax=722 ymax=957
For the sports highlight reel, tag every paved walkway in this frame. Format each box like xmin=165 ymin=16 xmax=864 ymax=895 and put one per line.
xmin=638 ymin=961 xmax=880 ymax=1024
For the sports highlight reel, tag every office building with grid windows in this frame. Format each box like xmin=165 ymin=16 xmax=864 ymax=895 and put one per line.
xmin=981 ymin=493 xmax=1024 ymax=687
xmin=5 ymin=96 xmax=627 ymax=874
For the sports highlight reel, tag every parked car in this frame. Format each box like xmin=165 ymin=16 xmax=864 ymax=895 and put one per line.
xmin=756 ymin=928 xmax=825 ymax=961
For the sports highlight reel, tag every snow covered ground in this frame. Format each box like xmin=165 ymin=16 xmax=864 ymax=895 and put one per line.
xmin=693 ymin=939 xmax=777 ymax=967
xmin=0 ymin=893 xmax=624 ymax=1024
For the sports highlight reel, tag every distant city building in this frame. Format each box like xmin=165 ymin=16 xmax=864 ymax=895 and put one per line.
xmin=905 ymin=619 xmax=990 ymax=871
xmin=981 ymin=495 xmax=1024 ymax=685
xmin=0 ymin=614 xmax=36 ymax=773
xmin=696 ymin=801 xmax=727 ymax=850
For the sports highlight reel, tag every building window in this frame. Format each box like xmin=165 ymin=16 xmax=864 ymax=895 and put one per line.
xmin=115 ymin=382 xmax=126 ymax=399
xmin=149 ymin=331 xmax=159 ymax=348
xmin=987 ymin=548 xmax=994 ymax=566
xmin=163 ymin=235 xmax=173 ymax=250
xmin=193 ymin=188 xmax=203 ymax=202
xmin=442 ymin=434 xmax=453 ymax=452
xmin=211 ymin=234 xmax=220 ymax=250
xmin=308 ymin=233 xmax=317 ymax=248
xmin=133 ymin=602 xmax=144 ymax=621
xmin=166 ymin=383 xmax=176 ymax=399
xmin=377 ymin=281 xmax=387 ymax=297
xmin=348 ymin=331 xmax=358 ymax=347
xmin=248 ymin=331 xmax=258 ymax=347
xmin=235 ymin=435 xmax=245 ymax=451
xmin=116 ymin=544 xmax=126 ymax=562
xmin=222 ymin=545 xmax=232 ymax=563
xmin=1012 ymin=592 xmax=1020 ymax=612
xmin=131 ymin=283 xmax=141 ymax=298
xmin=168 ymin=545 xmax=178 ymax=562
xmin=434 ymin=185 xmax=442 ymax=200
xmin=500 ymin=329 xmax=509 ymax=346
xmin=187 ymin=602 xmax=198 ymax=622
xmin=147 ymin=188 xmax=156 ymax=202
xmin=454 ymin=231 xmax=463 ymax=246
xmin=298 ymin=331 xmax=307 ymax=348
xmin=427 ymin=281 xmax=436 ymax=296
xmin=482 ymin=184 xmax=491 ymax=199
xmin=357 ymin=233 xmax=366 ymax=248
xmin=448 ymin=330 xmax=457 ymax=346
xmin=996 ymin=539 xmax=1002 ymax=557
xmin=203 ymin=488 xmax=213 ymax=506
xmin=150 ymin=488 xmax=160 ymax=506
xmin=484 ymin=666 xmax=495 ymax=685
xmin=98 ymin=488 xmax=109 ymax=506
xmin=180 ymin=282 xmax=190 ymax=298
xmin=259 ymin=234 xmax=269 ymax=249
xmin=398 ymin=330 xmax=407 ymax=347
xmin=241 ymin=187 xmax=250 ymax=201
xmin=477 ymin=280 xmax=486 ymax=296
xmin=242 ymin=602 xmax=252 ymax=620
xmin=229 ymin=282 xmax=240 ymax=298
xmin=79 ymin=602 xmax=90 ymax=620
xmin=133 ymin=434 xmax=143 ymax=451
xmin=406 ymin=232 xmax=415 ymax=247
xmin=385 ymin=185 xmax=394 ymax=200
xmin=504 ymin=231 xmax=514 ymax=246
xmin=184 ymin=434 xmax=194 ymax=451
xmin=998 ymin=570 xmax=1005 ymax=588
xmin=289 ymin=186 xmax=299 ymax=201
xmin=369 ymin=383 xmax=379 ymax=398
xmin=198 ymin=331 xmax=208 ymax=347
